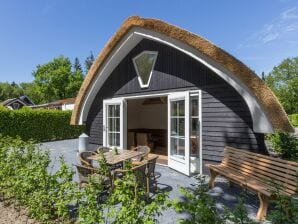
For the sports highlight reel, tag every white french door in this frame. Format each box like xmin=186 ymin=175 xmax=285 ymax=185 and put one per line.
xmin=168 ymin=92 xmax=190 ymax=176
xmin=103 ymin=98 xmax=127 ymax=149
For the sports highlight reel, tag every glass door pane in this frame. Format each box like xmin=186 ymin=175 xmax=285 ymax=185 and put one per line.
xmin=168 ymin=91 xmax=190 ymax=176
xmin=190 ymin=96 xmax=200 ymax=157
xmin=170 ymin=99 xmax=185 ymax=160
xmin=107 ymin=104 xmax=120 ymax=147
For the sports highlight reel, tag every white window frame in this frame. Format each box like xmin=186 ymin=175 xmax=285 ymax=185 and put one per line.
xmin=189 ymin=91 xmax=202 ymax=174
xmin=103 ymin=98 xmax=127 ymax=149
xmin=132 ymin=50 xmax=158 ymax=88
xmin=168 ymin=91 xmax=190 ymax=176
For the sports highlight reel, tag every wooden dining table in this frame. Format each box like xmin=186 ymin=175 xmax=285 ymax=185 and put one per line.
xmin=87 ymin=149 xmax=144 ymax=165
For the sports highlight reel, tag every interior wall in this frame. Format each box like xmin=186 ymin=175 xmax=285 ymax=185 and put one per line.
xmin=127 ymin=98 xmax=167 ymax=130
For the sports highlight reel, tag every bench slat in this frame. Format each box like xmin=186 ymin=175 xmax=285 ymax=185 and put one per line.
xmin=208 ymin=164 xmax=274 ymax=196
xmin=208 ymin=164 xmax=295 ymax=196
xmin=220 ymin=162 xmax=296 ymax=195
xmin=224 ymin=150 xmax=298 ymax=175
xmin=222 ymin=158 xmax=297 ymax=191
xmin=223 ymin=154 xmax=297 ymax=183
xmin=225 ymin=146 xmax=298 ymax=169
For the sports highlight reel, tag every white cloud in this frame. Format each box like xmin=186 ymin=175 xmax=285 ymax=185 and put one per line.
xmin=239 ymin=7 xmax=298 ymax=48
xmin=260 ymin=33 xmax=279 ymax=43
xmin=281 ymin=7 xmax=298 ymax=19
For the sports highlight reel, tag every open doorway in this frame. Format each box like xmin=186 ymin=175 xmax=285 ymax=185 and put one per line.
xmin=126 ymin=96 xmax=168 ymax=165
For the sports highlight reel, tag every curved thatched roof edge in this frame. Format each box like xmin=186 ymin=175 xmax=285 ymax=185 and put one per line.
xmin=71 ymin=16 xmax=294 ymax=133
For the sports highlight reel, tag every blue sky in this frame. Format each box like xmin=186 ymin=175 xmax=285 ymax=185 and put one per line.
xmin=0 ymin=0 xmax=297 ymax=83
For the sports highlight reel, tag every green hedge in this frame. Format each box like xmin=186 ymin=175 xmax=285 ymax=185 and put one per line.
xmin=0 ymin=106 xmax=85 ymax=142
xmin=289 ymin=114 xmax=298 ymax=127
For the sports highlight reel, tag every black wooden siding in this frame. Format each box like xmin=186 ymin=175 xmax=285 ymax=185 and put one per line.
xmin=86 ymin=39 xmax=265 ymax=162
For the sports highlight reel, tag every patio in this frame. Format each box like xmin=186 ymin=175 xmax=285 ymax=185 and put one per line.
xmin=41 ymin=139 xmax=261 ymax=223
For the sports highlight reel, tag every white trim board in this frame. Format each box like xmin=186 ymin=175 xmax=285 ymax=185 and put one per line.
xmin=78 ymin=27 xmax=273 ymax=133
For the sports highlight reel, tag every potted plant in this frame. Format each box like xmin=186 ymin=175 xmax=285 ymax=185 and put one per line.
xmin=113 ymin=146 xmax=119 ymax=155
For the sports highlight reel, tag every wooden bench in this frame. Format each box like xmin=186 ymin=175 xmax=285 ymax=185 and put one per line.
xmin=206 ymin=146 xmax=298 ymax=220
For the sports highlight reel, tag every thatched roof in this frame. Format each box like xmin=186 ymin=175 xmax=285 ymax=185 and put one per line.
xmin=71 ymin=16 xmax=293 ymax=132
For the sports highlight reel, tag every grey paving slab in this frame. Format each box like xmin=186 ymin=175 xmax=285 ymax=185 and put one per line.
xmin=40 ymin=139 xmax=260 ymax=224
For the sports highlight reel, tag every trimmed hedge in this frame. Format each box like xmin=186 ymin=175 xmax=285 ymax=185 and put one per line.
xmin=289 ymin=114 xmax=298 ymax=127
xmin=0 ymin=106 xmax=84 ymax=142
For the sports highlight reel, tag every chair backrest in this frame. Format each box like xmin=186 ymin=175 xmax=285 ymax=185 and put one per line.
xmin=132 ymin=163 xmax=147 ymax=185
xmin=223 ymin=146 xmax=298 ymax=196
xmin=97 ymin=146 xmax=110 ymax=153
xmin=137 ymin=145 xmax=150 ymax=156
xmin=132 ymin=146 xmax=150 ymax=162
xmin=74 ymin=164 xmax=94 ymax=184
xmin=147 ymin=155 xmax=158 ymax=176
xmin=136 ymin=133 xmax=148 ymax=146
xmin=79 ymin=151 xmax=96 ymax=167
xmin=75 ymin=164 xmax=112 ymax=187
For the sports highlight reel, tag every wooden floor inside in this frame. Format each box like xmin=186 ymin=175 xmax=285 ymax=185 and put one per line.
xmin=149 ymin=153 xmax=168 ymax=165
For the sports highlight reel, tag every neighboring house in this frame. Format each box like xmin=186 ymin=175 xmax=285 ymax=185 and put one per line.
xmin=32 ymin=97 xmax=76 ymax=110
xmin=31 ymin=97 xmax=76 ymax=110
xmin=1 ymin=95 xmax=35 ymax=110
xmin=71 ymin=16 xmax=294 ymax=176
xmin=58 ymin=97 xmax=76 ymax=110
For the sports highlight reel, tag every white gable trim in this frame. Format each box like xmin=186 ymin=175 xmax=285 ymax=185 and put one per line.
xmin=79 ymin=27 xmax=273 ymax=133
xmin=5 ymin=98 xmax=26 ymax=106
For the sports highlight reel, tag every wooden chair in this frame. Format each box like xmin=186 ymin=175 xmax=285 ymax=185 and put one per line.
xmin=130 ymin=155 xmax=159 ymax=196
xmin=145 ymin=155 xmax=159 ymax=195
xmin=79 ymin=151 xmax=97 ymax=167
xmin=131 ymin=145 xmax=151 ymax=162
xmin=74 ymin=164 xmax=113 ymax=189
xmin=206 ymin=146 xmax=298 ymax=221
xmin=74 ymin=164 xmax=97 ymax=188
xmin=113 ymin=162 xmax=147 ymax=197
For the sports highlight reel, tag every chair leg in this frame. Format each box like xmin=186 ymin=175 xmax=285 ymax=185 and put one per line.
xmin=208 ymin=169 xmax=218 ymax=188
xmin=146 ymin=176 xmax=150 ymax=198
xmin=154 ymin=175 xmax=157 ymax=191
xmin=134 ymin=184 xmax=138 ymax=200
xmin=256 ymin=193 xmax=269 ymax=221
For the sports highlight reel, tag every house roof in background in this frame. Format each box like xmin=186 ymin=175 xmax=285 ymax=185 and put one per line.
xmin=30 ymin=97 xmax=76 ymax=109
xmin=1 ymin=95 xmax=35 ymax=107
xmin=55 ymin=97 xmax=76 ymax=105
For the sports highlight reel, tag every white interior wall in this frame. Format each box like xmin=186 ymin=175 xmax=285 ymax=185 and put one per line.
xmin=127 ymin=98 xmax=167 ymax=130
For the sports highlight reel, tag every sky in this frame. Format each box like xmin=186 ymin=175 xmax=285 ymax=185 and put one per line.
xmin=0 ymin=0 xmax=298 ymax=83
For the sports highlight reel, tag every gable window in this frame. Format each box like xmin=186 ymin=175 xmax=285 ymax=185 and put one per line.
xmin=133 ymin=51 xmax=158 ymax=88
xmin=12 ymin=102 xmax=20 ymax=109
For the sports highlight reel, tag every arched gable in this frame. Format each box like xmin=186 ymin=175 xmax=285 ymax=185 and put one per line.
xmin=71 ymin=16 xmax=293 ymax=133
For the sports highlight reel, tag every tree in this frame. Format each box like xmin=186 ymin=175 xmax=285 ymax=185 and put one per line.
xmin=19 ymin=82 xmax=44 ymax=104
xmin=0 ymin=82 xmax=24 ymax=101
xmin=265 ymin=57 xmax=298 ymax=114
xmin=32 ymin=55 xmax=83 ymax=103
xmin=85 ymin=51 xmax=95 ymax=74
xmin=73 ymin=57 xmax=83 ymax=73
xmin=261 ymin=72 xmax=265 ymax=81
xmin=67 ymin=58 xmax=84 ymax=97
